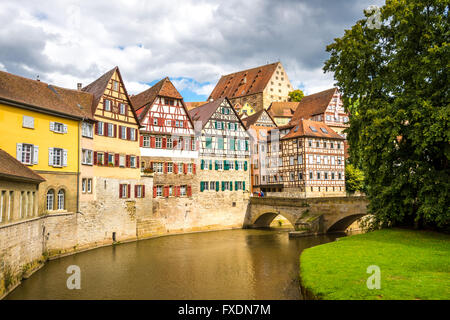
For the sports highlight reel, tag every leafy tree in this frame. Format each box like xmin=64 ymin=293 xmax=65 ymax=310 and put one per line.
xmin=324 ymin=0 xmax=449 ymax=229
xmin=288 ymin=89 xmax=304 ymax=102
xmin=345 ymin=164 xmax=365 ymax=193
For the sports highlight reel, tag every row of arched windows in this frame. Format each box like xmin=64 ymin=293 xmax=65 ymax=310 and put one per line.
xmin=46 ymin=189 xmax=65 ymax=211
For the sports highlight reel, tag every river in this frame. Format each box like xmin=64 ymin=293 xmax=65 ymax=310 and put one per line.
xmin=6 ymin=228 xmax=342 ymax=300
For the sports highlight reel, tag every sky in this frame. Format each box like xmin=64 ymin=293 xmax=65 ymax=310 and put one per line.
xmin=0 ymin=0 xmax=385 ymax=102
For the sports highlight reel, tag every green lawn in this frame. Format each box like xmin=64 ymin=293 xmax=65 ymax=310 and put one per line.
xmin=300 ymin=228 xmax=450 ymax=300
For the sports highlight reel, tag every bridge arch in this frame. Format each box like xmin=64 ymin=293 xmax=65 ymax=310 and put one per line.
xmin=252 ymin=212 xmax=296 ymax=228
xmin=326 ymin=213 xmax=366 ymax=233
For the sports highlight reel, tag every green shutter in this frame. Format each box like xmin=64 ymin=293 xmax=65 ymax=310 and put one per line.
xmin=245 ymin=140 xmax=249 ymax=151
xmin=235 ymin=181 xmax=238 ymax=190
xmin=201 ymin=159 xmax=204 ymax=170
xmin=222 ymin=181 xmax=225 ymax=191
xmin=244 ymin=161 xmax=248 ymax=171
xmin=230 ymin=138 xmax=235 ymax=151
xmin=215 ymin=160 xmax=218 ymax=170
xmin=235 ymin=160 xmax=238 ymax=170
xmin=224 ymin=160 xmax=228 ymax=170
xmin=243 ymin=181 xmax=246 ymax=190
xmin=230 ymin=181 xmax=233 ymax=191
xmin=216 ymin=181 xmax=219 ymax=191
xmin=200 ymin=182 xmax=204 ymax=192
xmin=209 ymin=160 xmax=212 ymax=170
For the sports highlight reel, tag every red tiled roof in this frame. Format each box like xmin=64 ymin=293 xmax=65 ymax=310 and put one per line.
xmin=185 ymin=101 xmax=208 ymax=111
xmin=290 ymin=88 xmax=336 ymax=122
xmin=267 ymin=101 xmax=299 ymax=118
xmin=0 ymin=149 xmax=45 ymax=183
xmin=282 ymin=119 xmax=344 ymax=140
xmin=208 ymin=62 xmax=279 ymax=100
xmin=0 ymin=70 xmax=94 ymax=120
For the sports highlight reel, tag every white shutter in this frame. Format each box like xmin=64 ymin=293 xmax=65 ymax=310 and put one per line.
xmin=63 ymin=149 xmax=68 ymax=167
xmin=50 ymin=122 xmax=55 ymax=132
xmin=63 ymin=124 xmax=68 ymax=134
xmin=16 ymin=143 xmax=23 ymax=162
xmin=33 ymin=145 xmax=39 ymax=164
xmin=48 ymin=148 xmax=54 ymax=166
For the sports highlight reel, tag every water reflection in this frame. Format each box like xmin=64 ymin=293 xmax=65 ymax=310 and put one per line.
xmin=6 ymin=229 xmax=340 ymax=300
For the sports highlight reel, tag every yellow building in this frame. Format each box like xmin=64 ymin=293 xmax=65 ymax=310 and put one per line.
xmin=236 ymin=102 xmax=256 ymax=118
xmin=0 ymin=70 xmax=93 ymax=214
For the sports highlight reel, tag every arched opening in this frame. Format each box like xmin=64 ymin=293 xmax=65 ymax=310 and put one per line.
xmin=253 ymin=212 xmax=294 ymax=229
xmin=327 ymin=214 xmax=366 ymax=233
xmin=57 ymin=189 xmax=65 ymax=210
xmin=46 ymin=189 xmax=54 ymax=211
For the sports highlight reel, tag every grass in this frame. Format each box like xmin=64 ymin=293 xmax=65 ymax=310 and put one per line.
xmin=300 ymin=228 xmax=450 ymax=300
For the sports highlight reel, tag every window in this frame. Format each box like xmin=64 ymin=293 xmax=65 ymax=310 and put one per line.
xmin=82 ymin=179 xmax=87 ymax=193
xmin=22 ymin=115 xmax=34 ymax=129
xmin=316 ymin=141 xmax=320 ymax=148
xmin=297 ymin=155 xmax=303 ymax=164
xmin=155 ymin=137 xmax=162 ymax=148
xmin=331 ymin=172 xmax=335 ymax=180
xmin=98 ymin=121 xmax=104 ymax=135
xmin=180 ymin=185 xmax=186 ymax=196
xmin=143 ymin=136 xmax=150 ymax=147
xmin=120 ymin=184 xmax=128 ymax=198
xmin=330 ymin=142 xmax=334 ymax=149
xmin=298 ymin=172 xmax=303 ymax=180
xmin=217 ymin=161 xmax=223 ymax=170
xmin=217 ymin=121 xmax=223 ymax=129
xmin=331 ymin=157 xmax=335 ymax=165
xmin=237 ymin=161 xmax=244 ymax=170
xmin=82 ymin=122 xmax=93 ymax=138
xmin=156 ymin=163 xmax=163 ymax=173
xmin=338 ymin=172 xmax=342 ymax=180
xmin=107 ymin=123 xmax=114 ymax=137
xmin=98 ymin=152 xmax=105 ymax=166
xmin=129 ymin=156 xmax=136 ymax=168
xmin=121 ymin=126 xmax=127 ymax=139
xmin=310 ymin=126 xmax=317 ymax=132
xmin=317 ymin=156 xmax=321 ymax=164
xmin=324 ymin=156 xmax=329 ymax=165
xmin=187 ymin=163 xmax=193 ymax=173
xmin=46 ymin=189 xmax=54 ymax=211
xmin=104 ymin=99 xmax=111 ymax=111
xmin=0 ymin=191 xmax=4 ymax=223
xmin=52 ymin=122 xmax=65 ymax=133
xmin=337 ymin=142 xmax=341 ymax=149
xmin=57 ymin=190 xmax=65 ymax=210
xmin=324 ymin=172 xmax=328 ymax=180
xmin=217 ymin=137 xmax=224 ymax=150
xmin=119 ymin=103 xmax=126 ymax=114
xmin=108 ymin=153 xmax=114 ymax=166
xmin=337 ymin=157 xmax=342 ymax=165
xmin=320 ymin=127 xmax=328 ymax=134
xmin=184 ymin=138 xmax=190 ymax=151
xmin=290 ymin=172 xmax=295 ymax=181
xmin=326 ymin=115 xmax=331 ymax=121
xmin=289 ymin=156 xmax=294 ymax=165
xmin=191 ymin=139 xmax=196 ymax=151
xmin=82 ymin=149 xmax=93 ymax=165
xmin=309 ymin=171 xmax=313 ymax=180
xmin=317 ymin=172 xmax=321 ymax=180
xmin=153 ymin=118 xmax=158 ymax=126
xmin=87 ymin=179 xmax=92 ymax=193
xmin=136 ymin=185 xmax=144 ymax=198
xmin=236 ymin=181 xmax=244 ymax=190
xmin=53 ymin=148 xmax=63 ymax=167
xmin=113 ymin=81 xmax=119 ymax=91
xmin=309 ymin=155 xmax=314 ymax=164
xmin=308 ymin=140 xmax=312 ymax=147
xmin=323 ymin=142 xmax=327 ymax=148
xmin=119 ymin=154 xmax=125 ymax=167
xmin=130 ymin=129 xmax=136 ymax=141
xmin=156 ymin=186 xmax=163 ymax=197
xmin=22 ymin=144 xmax=33 ymax=165
xmin=167 ymin=162 xmax=173 ymax=173
xmin=167 ymin=137 xmax=173 ymax=149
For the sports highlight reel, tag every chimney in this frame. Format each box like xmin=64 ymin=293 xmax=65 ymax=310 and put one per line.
xmin=36 ymin=75 xmax=40 ymax=82
xmin=77 ymin=83 xmax=82 ymax=91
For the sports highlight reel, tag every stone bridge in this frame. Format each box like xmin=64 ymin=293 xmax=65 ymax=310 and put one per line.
xmin=243 ymin=196 xmax=368 ymax=234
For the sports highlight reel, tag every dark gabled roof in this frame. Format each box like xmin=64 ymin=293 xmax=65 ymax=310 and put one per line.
xmin=0 ymin=149 xmax=45 ymax=183
xmin=188 ymin=97 xmax=247 ymax=131
xmin=208 ymin=62 xmax=279 ymax=100
xmin=281 ymin=119 xmax=344 ymax=140
xmin=241 ymin=109 xmax=277 ymax=129
xmin=290 ymin=88 xmax=337 ymax=122
xmin=0 ymin=70 xmax=94 ymax=120
xmin=82 ymin=66 xmax=141 ymax=125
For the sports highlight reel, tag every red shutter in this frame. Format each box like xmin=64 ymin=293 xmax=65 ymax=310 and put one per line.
xmin=183 ymin=163 xmax=187 ymax=174
xmin=127 ymin=128 xmax=131 ymax=140
xmin=126 ymin=155 xmax=130 ymax=168
xmin=142 ymin=185 xmax=145 ymax=198
xmin=136 ymin=156 xmax=140 ymax=168
xmin=93 ymin=151 xmax=97 ymax=165
xmin=150 ymin=162 xmax=153 ymax=170
xmin=184 ymin=121 xmax=188 ymax=128
xmin=164 ymin=186 xmax=168 ymax=197
xmin=118 ymin=126 xmax=122 ymax=139
xmin=158 ymin=118 xmax=163 ymax=126
xmin=104 ymin=123 xmax=108 ymax=136
xmin=193 ymin=164 xmax=196 ymax=174
xmin=94 ymin=122 xmax=98 ymax=135
xmin=174 ymin=163 xmax=178 ymax=174
xmin=187 ymin=185 xmax=192 ymax=197
xmin=105 ymin=152 xmax=109 ymax=166
xmin=164 ymin=162 xmax=168 ymax=173
xmin=127 ymin=184 xmax=131 ymax=198
xmin=150 ymin=137 xmax=156 ymax=148
xmin=134 ymin=185 xmax=137 ymax=198
xmin=140 ymin=135 xmax=144 ymax=147
xmin=115 ymin=153 xmax=119 ymax=167
xmin=135 ymin=129 xmax=138 ymax=141
xmin=153 ymin=186 xmax=157 ymax=198
xmin=114 ymin=125 xmax=117 ymax=138
xmin=119 ymin=184 xmax=123 ymax=198
xmin=162 ymin=137 xmax=167 ymax=149
xmin=173 ymin=139 xmax=178 ymax=149
xmin=180 ymin=138 xmax=184 ymax=150
xmin=177 ymin=186 xmax=181 ymax=197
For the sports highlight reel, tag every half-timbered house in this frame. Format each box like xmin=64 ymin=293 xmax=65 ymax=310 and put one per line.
xmin=130 ymin=77 xmax=197 ymax=201
xmin=263 ymin=119 xmax=345 ymax=197
xmin=188 ymin=97 xmax=250 ymax=201
xmin=240 ymin=109 xmax=277 ymax=194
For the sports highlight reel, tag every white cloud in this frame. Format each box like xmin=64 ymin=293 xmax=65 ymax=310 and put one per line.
xmin=0 ymin=0 xmax=385 ymax=96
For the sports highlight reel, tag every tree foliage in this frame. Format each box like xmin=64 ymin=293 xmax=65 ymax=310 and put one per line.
xmin=345 ymin=164 xmax=365 ymax=193
xmin=324 ymin=0 xmax=449 ymax=229
xmin=288 ymin=89 xmax=304 ymax=102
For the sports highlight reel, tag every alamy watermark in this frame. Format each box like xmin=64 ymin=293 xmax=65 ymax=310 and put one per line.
xmin=66 ymin=265 xmax=81 ymax=290
xmin=366 ymin=265 xmax=381 ymax=289
xmin=365 ymin=5 xmax=382 ymax=30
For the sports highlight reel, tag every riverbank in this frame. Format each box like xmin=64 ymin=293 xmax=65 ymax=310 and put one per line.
xmin=300 ymin=228 xmax=450 ymax=300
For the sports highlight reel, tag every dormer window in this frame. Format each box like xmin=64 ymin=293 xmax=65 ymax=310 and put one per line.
xmin=309 ymin=126 xmax=317 ymax=132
